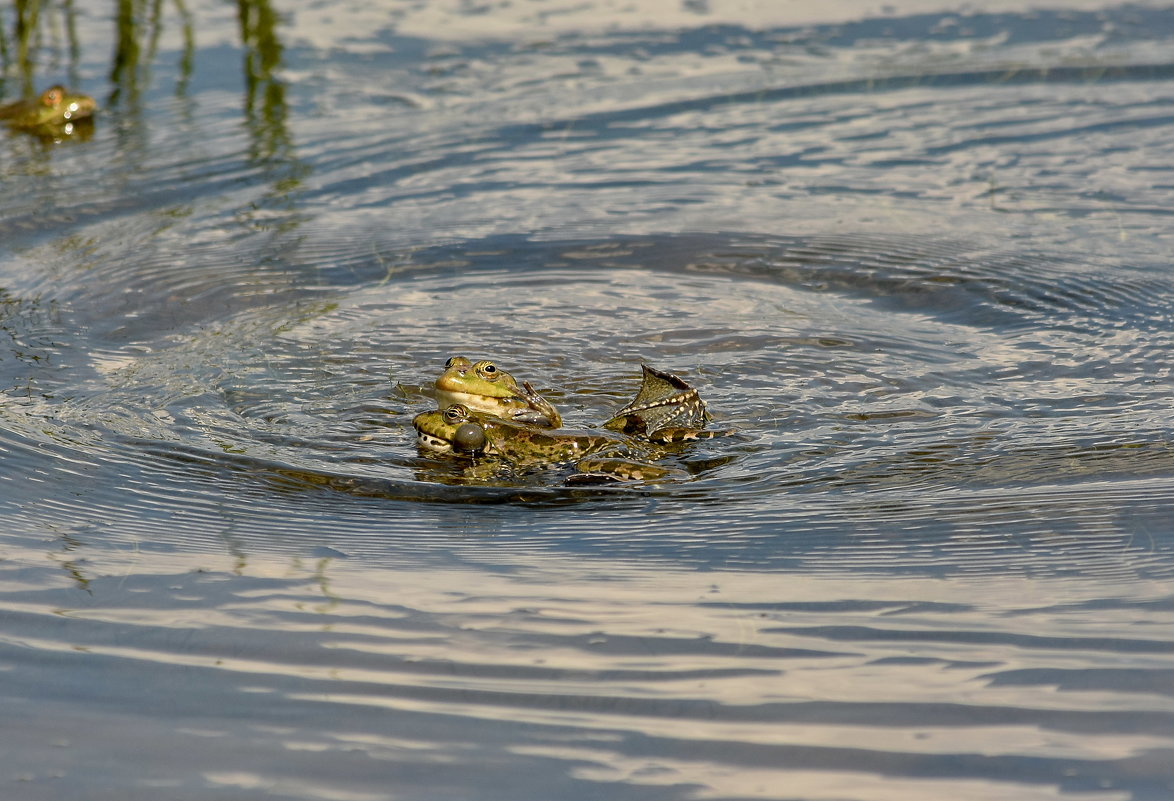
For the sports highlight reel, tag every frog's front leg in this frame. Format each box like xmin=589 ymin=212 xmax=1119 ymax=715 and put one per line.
xmin=511 ymin=381 xmax=562 ymax=428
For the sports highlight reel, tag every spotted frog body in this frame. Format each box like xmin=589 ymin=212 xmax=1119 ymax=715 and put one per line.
xmin=413 ymin=403 xmax=687 ymax=482
xmin=415 ymin=358 xmax=728 ymax=483
xmin=602 ymin=364 xmax=717 ymax=443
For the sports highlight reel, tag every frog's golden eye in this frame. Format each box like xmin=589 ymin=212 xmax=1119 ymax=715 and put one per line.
xmin=475 ymin=361 xmax=500 ymax=381
xmin=42 ymin=87 xmax=64 ymax=107
xmin=443 ymin=404 xmax=469 ymax=423
xmin=444 ymin=356 xmax=458 ymax=369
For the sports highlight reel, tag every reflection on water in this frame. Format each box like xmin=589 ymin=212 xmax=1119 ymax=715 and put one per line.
xmin=1 ymin=0 xmax=79 ymax=95
xmin=239 ymin=0 xmax=304 ymax=196
xmin=4 ymin=551 xmax=1173 ymax=801
xmin=2 ymin=1 xmax=1174 ymax=800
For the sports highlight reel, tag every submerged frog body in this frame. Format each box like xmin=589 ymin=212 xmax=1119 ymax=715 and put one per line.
xmin=434 ymin=356 xmax=561 ymax=428
xmin=0 ymin=85 xmax=96 ymax=131
xmin=413 ymin=404 xmax=686 ymax=482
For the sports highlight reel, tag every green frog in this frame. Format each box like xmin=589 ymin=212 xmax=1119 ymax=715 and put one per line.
xmin=416 ymin=360 xmax=729 ymax=483
xmin=434 ymin=356 xmax=562 ymax=428
xmin=0 ymin=85 xmax=96 ymax=131
xmin=413 ymin=403 xmax=686 ymax=482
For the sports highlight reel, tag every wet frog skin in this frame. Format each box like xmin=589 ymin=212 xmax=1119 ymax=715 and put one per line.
xmin=413 ymin=404 xmax=686 ymax=482
xmin=417 ymin=359 xmax=729 ymax=483
xmin=602 ymin=364 xmax=719 ymax=443
xmin=0 ymin=85 xmax=96 ymax=130
xmin=434 ymin=356 xmax=562 ymax=428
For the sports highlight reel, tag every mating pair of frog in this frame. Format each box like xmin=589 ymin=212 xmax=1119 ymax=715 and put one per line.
xmin=413 ymin=357 xmax=728 ymax=483
xmin=0 ymin=86 xmax=96 ymax=134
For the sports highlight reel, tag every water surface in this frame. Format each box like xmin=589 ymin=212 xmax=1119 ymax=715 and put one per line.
xmin=2 ymin=1 xmax=1174 ymax=799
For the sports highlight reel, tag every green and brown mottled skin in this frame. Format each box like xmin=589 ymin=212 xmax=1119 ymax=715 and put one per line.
xmin=602 ymin=364 xmax=716 ymax=442
xmin=0 ymin=85 xmax=96 ymax=130
xmin=413 ymin=403 xmax=685 ymax=482
xmin=418 ymin=358 xmax=730 ymax=483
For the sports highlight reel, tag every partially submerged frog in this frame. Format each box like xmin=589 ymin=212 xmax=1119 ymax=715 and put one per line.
xmin=416 ymin=359 xmax=727 ymax=483
xmin=0 ymin=85 xmax=96 ymax=132
xmin=434 ymin=355 xmax=562 ymax=427
xmin=413 ymin=403 xmax=687 ymax=482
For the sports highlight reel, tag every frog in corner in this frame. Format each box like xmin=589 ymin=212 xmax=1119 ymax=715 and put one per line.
xmin=0 ymin=85 xmax=96 ymax=134
xmin=415 ymin=357 xmax=730 ymax=483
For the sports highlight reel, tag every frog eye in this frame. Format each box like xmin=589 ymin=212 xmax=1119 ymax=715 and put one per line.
xmin=442 ymin=404 xmax=469 ymax=423
xmin=444 ymin=356 xmax=473 ymax=375
xmin=42 ymin=87 xmax=64 ymax=107
xmin=475 ymin=361 xmax=501 ymax=381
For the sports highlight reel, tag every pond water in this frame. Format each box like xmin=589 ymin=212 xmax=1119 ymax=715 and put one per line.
xmin=2 ymin=1 xmax=1174 ymax=799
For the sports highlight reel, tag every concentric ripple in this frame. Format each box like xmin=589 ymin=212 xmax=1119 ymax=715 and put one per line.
xmin=2 ymin=232 xmax=1171 ymax=571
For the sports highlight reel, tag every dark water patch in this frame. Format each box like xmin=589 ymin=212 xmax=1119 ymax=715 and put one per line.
xmin=767 ymin=624 xmax=1174 ymax=655
xmin=532 ymin=61 xmax=1174 ymax=132
xmin=983 ymin=667 xmax=1174 ymax=697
